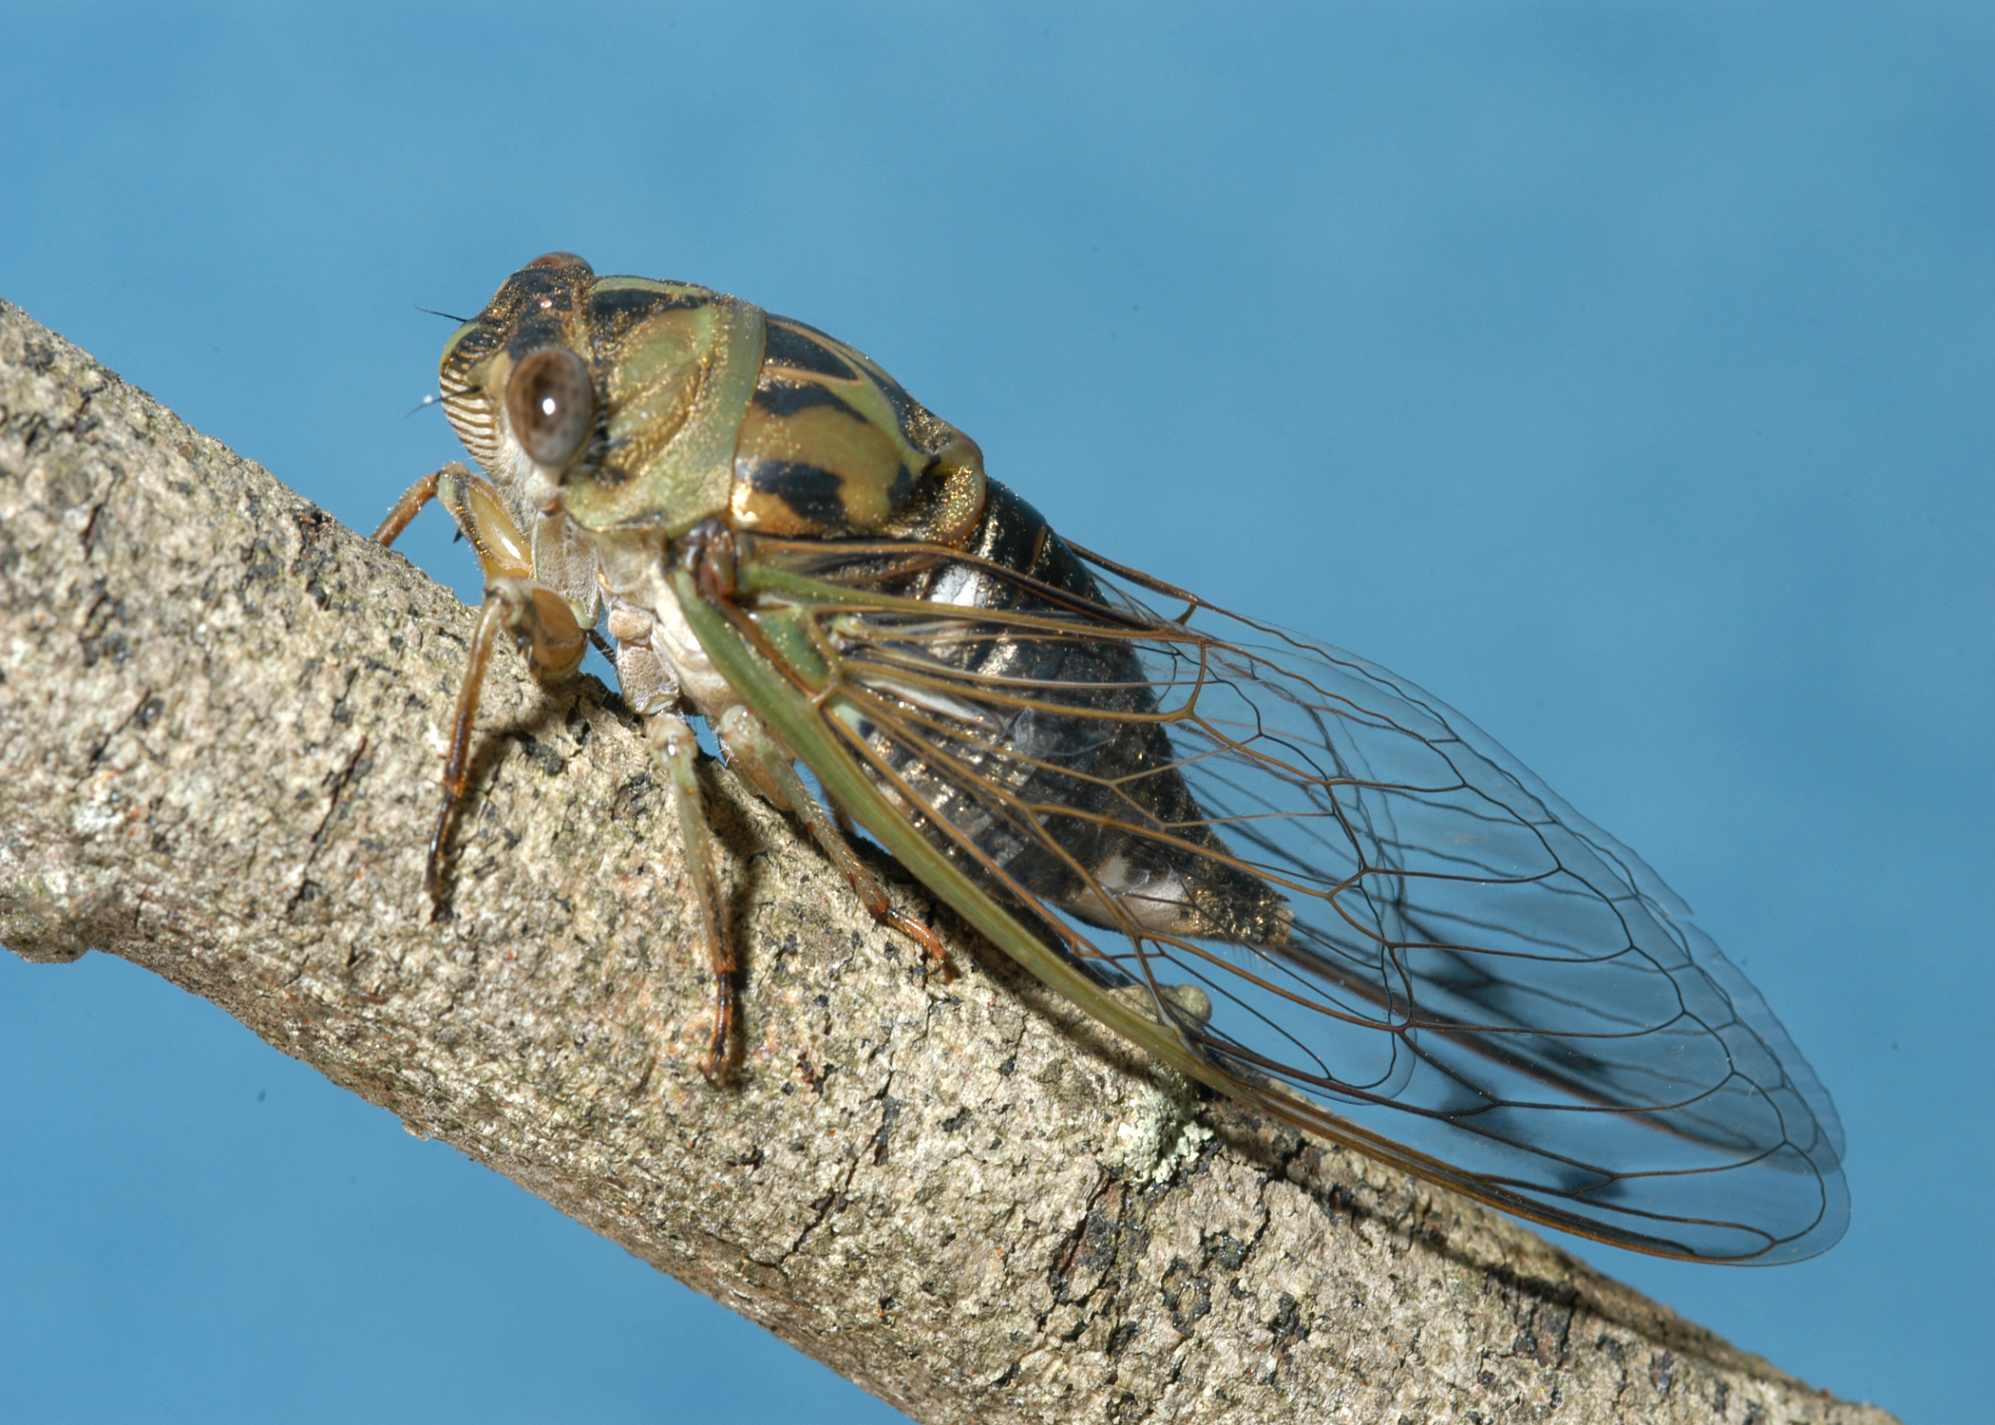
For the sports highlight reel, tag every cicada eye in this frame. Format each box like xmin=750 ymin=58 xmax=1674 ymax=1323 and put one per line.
xmin=505 ymin=346 xmax=594 ymax=469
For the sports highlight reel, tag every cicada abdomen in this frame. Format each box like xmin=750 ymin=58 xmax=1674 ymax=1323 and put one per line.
xmin=797 ymin=481 xmax=1294 ymax=957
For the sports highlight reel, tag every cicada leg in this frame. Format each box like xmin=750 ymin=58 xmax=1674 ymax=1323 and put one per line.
xmin=645 ymin=712 xmax=738 ymax=1079
xmin=372 ymin=469 xmax=442 ymax=546
xmin=714 ymin=705 xmax=953 ymax=981
xmin=375 ymin=461 xmax=537 ymax=582
xmin=426 ymin=578 xmax=587 ymax=901
xmin=374 ymin=464 xmax=587 ymax=904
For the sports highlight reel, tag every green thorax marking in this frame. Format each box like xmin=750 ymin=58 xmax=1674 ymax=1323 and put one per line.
xmin=563 ymin=276 xmax=768 ymax=536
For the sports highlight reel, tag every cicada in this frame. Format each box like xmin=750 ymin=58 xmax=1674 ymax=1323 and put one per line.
xmin=375 ymin=253 xmax=1847 ymax=1264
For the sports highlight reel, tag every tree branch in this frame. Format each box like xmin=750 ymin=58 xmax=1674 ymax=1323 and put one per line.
xmin=0 ymin=298 xmax=1894 ymax=1425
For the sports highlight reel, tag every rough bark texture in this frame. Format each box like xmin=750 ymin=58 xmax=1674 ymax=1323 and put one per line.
xmin=0 ymin=297 xmax=1897 ymax=1425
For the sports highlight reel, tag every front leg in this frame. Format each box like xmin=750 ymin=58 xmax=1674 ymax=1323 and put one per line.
xmin=425 ymin=577 xmax=588 ymax=901
xmin=376 ymin=466 xmax=588 ymax=903
xmin=374 ymin=461 xmax=533 ymax=583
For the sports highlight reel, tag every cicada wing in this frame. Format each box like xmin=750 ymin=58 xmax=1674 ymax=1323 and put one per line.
xmin=743 ymin=538 xmax=1848 ymax=1263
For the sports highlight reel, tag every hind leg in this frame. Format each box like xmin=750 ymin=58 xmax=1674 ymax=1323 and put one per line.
xmin=713 ymin=705 xmax=951 ymax=979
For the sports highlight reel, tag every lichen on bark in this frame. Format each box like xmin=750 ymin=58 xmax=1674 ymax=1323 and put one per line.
xmin=0 ymin=298 xmax=1898 ymax=1424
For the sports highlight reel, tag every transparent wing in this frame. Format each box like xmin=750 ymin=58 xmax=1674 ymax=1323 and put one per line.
xmin=737 ymin=536 xmax=1848 ymax=1263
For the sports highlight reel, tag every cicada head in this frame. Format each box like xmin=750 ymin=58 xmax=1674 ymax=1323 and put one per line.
xmin=438 ymin=253 xmax=767 ymax=539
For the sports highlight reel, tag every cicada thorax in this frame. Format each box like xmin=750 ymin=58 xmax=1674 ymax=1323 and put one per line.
xmin=729 ymin=315 xmax=988 ymax=546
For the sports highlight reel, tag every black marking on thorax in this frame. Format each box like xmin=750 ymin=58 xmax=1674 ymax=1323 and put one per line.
xmin=765 ymin=318 xmax=860 ymax=381
xmin=741 ymin=462 xmax=849 ymax=528
xmin=753 ymin=379 xmax=869 ymax=422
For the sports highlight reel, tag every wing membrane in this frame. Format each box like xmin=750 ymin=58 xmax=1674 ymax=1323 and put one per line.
xmin=733 ymin=536 xmax=1847 ymax=1263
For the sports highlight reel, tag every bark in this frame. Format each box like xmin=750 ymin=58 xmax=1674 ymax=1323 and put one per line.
xmin=0 ymin=296 xmax=1897 ymax=1425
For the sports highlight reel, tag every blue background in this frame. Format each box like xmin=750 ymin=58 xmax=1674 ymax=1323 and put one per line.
xmin=2 ymin=5 xmax=1988 ymax=1421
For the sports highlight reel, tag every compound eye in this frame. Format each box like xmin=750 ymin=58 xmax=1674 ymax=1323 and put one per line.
xmin=505 ymin=346 xmax=593 ymax=469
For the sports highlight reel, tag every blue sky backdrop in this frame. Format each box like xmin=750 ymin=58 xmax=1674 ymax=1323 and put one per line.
xmin=2 ymin=5 xmax=1989 ymax=1422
